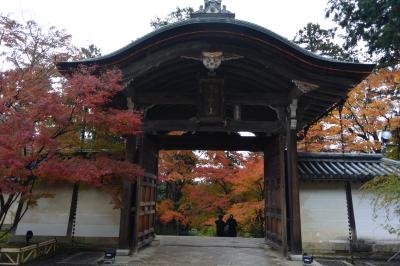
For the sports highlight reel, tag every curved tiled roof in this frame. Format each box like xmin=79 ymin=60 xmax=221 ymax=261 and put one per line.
xmin=57 ymin=17 xmax=375 ymax=73
xmin=298 ymin=153 xmax=400 ymax=181
xmin=56 ymin=17 xmax=375 ymax=131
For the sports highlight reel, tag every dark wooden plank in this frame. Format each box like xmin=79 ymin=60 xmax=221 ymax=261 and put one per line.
xmin=134 ymin=92 xmax=291 ymax=106
xmin=264 ymin=135 xmax=287 ymax=255
xmin=286 ymin=130 xmax=302 ymax=254
xmin=153 ymin=134 xmax=272 ymax=152
xmin=118 ymin=136 xmax=137 ymax=250
xmin=135 ymin=94 xmax=196 ymax=105
xmin=134 ymin=135 xmax=158 ymax=251
xmin=226 ymin=93 xmax=290 ymax=106
xmin=143 ymin=120 xmax=283 ymax=133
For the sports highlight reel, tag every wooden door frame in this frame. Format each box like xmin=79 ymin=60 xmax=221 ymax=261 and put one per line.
xmin=120 ymin=133 xmax=303 ymax=254
xmin=264 ymin=135 xmax=288 ymax=253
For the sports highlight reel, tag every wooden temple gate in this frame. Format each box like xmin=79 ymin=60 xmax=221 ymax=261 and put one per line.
xmin=57 ymin=0 xmax=374 ymax=255
xmin=120 ymin=136 xmax=158 ymax=251
xmin=265 ymin=136 xmax=287 ymax=251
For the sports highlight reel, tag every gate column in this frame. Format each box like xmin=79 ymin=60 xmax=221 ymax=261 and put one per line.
xmin=286 ymin=100 xmax=302 ymax=254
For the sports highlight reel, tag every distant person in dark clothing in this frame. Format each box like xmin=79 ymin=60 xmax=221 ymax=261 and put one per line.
xmin=215 ymin=215 xmax=226 ymax=237
xmin=226 ymin=214 xmax=238 ymax=237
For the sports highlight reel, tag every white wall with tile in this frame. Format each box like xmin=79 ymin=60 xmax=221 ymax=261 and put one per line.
xmin=16 ymin=183 xmax=73 ymax=236
xmin=351 ymin=183 xmax=400 ymax=242
xmin=74 ymin=186 xmax=120 ymax=237
xmin=300 ymin=182 xmax=349 ymax=245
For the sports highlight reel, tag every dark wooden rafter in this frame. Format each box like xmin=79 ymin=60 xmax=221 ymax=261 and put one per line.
xmin=300 ymin=98 xmax=336 ymax=108
xmin=302 ymin=92 xmax=340 ymax=103
xmin=221 ymin=65 xmax=292 ymax=91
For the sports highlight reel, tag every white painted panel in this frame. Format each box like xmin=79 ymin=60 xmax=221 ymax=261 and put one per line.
xmin=300 ymin=182 xmax=349 ymax=243
xmin=16 ymin=184 xmax=73 ymax=236
xmin=352 ymin=183 xmax=400 ymax=242
xmin=3 ymin=195 xmax=18 ymax=226
xmin=74 ymin=187 xmax=120 ymax=237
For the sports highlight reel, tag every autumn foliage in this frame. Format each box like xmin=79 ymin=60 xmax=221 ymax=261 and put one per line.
xmin=0 ymin=15 xmax=142 ymax=235
xmin=299 ymin=69 xmax=400 ymax=154
xmin=157 ymin=151 xmax=265 ymax=237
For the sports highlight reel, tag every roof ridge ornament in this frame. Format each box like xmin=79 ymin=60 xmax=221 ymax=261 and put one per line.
xmin=191 ymin=0 xmax=235 ymax=19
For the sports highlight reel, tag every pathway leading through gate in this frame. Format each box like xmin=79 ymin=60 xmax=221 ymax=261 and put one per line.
xmin=114 ymin=236 xmax=302 ymax=266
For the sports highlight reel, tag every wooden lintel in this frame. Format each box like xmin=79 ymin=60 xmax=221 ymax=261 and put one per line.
xmin=226 ymin=93 xmax=290 ymax=106
xmin=152 ymin=135 xmax=273 ymax=151
xmin=135 ymin=94 xmax=196 ymax=105
xmin=134 ymin=93 xmax=290 ymax=106
xmin=143 ymin=120 xmax=283 ymax=133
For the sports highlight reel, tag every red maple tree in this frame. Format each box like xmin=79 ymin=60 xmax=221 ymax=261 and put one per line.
xmin=0 ymin=16 xmax=143 ymax=236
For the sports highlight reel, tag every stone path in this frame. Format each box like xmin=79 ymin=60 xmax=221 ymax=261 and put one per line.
xmin=25 ymin=236 xmax=308 ymax=265
xmin=113 ymin=236 xmax=303 ymax=266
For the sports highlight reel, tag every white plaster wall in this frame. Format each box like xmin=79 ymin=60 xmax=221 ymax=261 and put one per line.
xmin=300 ymin=182 xmax=349 ymax=244
xmin=74 ymin=186 xmax=120 ymax=237
xmin=3 ymin=196 xmax=18 ymax=226
xmin=16 ymin=183 xmax=73 ymax=236
xmin=351 ymin=183 xmax=400 ymax=242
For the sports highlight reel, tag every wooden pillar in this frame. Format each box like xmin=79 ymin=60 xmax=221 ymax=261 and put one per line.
xmin=66 ymin=183 xmax=79 ymax=238
xmin=286 ymin=129 xmax=302 ymax=254
xmin=345 ymin=181 xmax=357 ymax=242
xmin=118 ymin=136 xmax=137 ymax=250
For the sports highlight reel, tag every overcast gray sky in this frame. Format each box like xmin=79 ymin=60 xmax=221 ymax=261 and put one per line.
xmin=2 ymin=0 xmax=334 ymax=55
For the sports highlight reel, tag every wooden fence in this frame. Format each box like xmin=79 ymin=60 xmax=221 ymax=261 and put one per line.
xmin=0 ymin=239 xmax=57 ymax=265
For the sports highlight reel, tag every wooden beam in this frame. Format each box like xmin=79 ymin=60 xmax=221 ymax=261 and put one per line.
xmin=135 ymin=94 xmax=196 ymax=105
xmin=133 ymin=92 xmax=291 ymax=106
xmin=143 ymin=120 xmax=283 ymax=133
xmin=226 ymin=93 xmax=291 ymax=106
xmin=152 ymin=134 xmax=272 ymax=151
